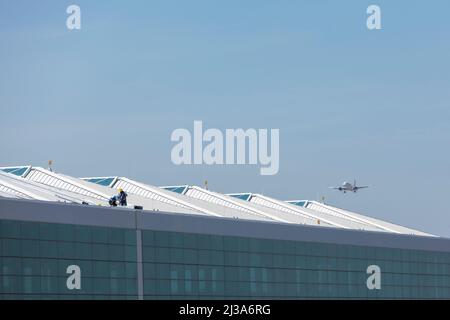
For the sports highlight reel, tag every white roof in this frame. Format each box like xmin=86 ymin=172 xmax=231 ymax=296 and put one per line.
xmin=82 ymin=177 xmax=273 ymax=222
xmin=173 ymin=185 xmax=336 ymax=227
xmin=0 ymin=165 xmax=435 ymax=236
xmin=227 ymin=193 xmax=432 ymax=236
xmin=298 ymin=200 xmax=433 ymax=237
xmin=229 ymin=193 xmax=380 ymax=231
xmin=0 ymin=166 xmax=202 ymax=215
xmin=0 ymin=170 xmax=106 ymax=204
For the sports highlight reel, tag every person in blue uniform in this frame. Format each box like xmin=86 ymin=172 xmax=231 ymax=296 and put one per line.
xmin=117 ymin=188 xmax=128 ymax=206
xmin=108 ymin=195 xmax=118 ymax=207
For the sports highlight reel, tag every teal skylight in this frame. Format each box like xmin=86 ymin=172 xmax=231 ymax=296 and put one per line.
xmin=0 ymin=166 xmax=29 ymax=177
xmin=162 ymin=186 xmax=188 ymax=194
xmin=85 ymin=177 xmax=116 ymax=187
xmin=228 ymin=193 xmax=252 ymax=201
xmin=287 ymin=200 xmax=307 ymax=207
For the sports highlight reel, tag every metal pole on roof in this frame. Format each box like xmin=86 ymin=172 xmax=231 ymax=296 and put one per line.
xmin=48 ymin=160 xmax=53 ymax=172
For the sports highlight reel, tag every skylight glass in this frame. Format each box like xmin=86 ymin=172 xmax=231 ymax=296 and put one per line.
xmin=162 ymin=186 xmax=188 ymax=194
xmin=228 ymin=193 xmax=252 ymax=201
xmin=85 ymin=177 xmax=116 ymax=187
xmin=0 ymin=166 xmax=29 ymax=177
xmin=287 ymin=200 xmax=307 ymax=207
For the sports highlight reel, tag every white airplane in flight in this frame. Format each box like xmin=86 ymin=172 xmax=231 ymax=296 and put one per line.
xmin=330 ymin=180 xmax=369 ymax=193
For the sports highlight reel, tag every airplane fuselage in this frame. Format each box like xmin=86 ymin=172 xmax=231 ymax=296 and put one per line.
xmin=339 ymin=182 xmax=357 ymax=193
xmin=331 ymin=180 xmax=368 ymax=193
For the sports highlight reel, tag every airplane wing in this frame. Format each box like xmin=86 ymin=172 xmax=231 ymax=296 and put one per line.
xmin=329 ymin=187 xmax=341 ymax=189
xmin=356 ymin=186 xmax=369 ymax=189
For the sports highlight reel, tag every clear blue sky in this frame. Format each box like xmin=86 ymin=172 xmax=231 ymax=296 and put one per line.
xmin=1 ymin=1 xmax=449 ymax=236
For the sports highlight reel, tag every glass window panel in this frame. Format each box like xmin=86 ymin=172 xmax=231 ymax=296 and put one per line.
xmin=76 ymin=260 xmax=93 ymax=277
xmin=124 ymin=245 xmax=136 ymax=262
xmin=209 ymin=235 xmax=223 ymax=250
xmin=21 ymin=258 xmax=40 ymax=276
xmin=92 ymin=244 xmax=108 ymax=261
xmin=93 ymin=278 xmax=110 ymax=295
xmin=170 ymin=248 xmax=184 ymax=264
xmin=1 ymin=220 xmax=21 ymax=238
xmin=108 ymin=244 xmax=125 ymax=261
xmin=110 ymin=262 xmax=125 ymax=278
xmin=39 ymin=240 xmax=58 ymax=259
xmin=156 ymin=263 xmax=171 ymax=279
xmin=21 ymin=239 xmax=40 ymax=258
xmin=211 ymin=251 xmax=224 ymax=265
xmin=75 ymin=242 xmax=92 ymax=260
xmin=183 ymin=249 xmax=198 ymax=264
xmin=20 ymin=221 xmax=39 ymax=239
xmin=2 ymin=275 xmax=22 ymax=293
xmin=183 ymin=234 xmax=197 ymax=249
xmin=75 ymin=225 xmax=92 ymax=243
xmin=93 ymin=261 xmax=110 ymax=277
xmin=155 ymin=247 xmax=170 ymax=263
xmin=40 ymin=258 xmax=58 ymax=276
xmin=237 ymin=237 xmax=249 ymax=252
xmin=143 ymin=263 xmax=156 ymax=279
xmin=197 ymin=234 xmax=211 ymax=250
xmin=142 ymin=247 xmax=155 ymax=263
xmin=169 ymin=233 xmax=183 ymax=248
xmin=39 ymin=223 xmax=57 ymax=241
xmin=92 ymin=227 xmax=108 ymax=244
xmin=108 ymin=228 xmax=125 ymax=244
xmin=2 ymin=238 xmax=21 ymax=256
xmin=124 ymin=229 xmax=136 ymax=246
xmin=2 ymin=257 xmax=21 ymax=275
xmin=154 ymin=231 xmax=170 ymax=247
xmin=125 ymin=262 xmax=137 ymax=278
xmin=57 ymin=224 xmax=75 ymax=242
xmin=40 ymin=275 xmax=58 ymax=294
xmin=126 ymin=278 xmax=137 ymax=295
xmin=58 ymin=242 xmax=75 ymax=259
xmin=142 ymin=231 xmax=155 ymax=247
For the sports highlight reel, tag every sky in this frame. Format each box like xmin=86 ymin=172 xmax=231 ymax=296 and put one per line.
xmin=1 ymin=1 xmax=449 ymax=237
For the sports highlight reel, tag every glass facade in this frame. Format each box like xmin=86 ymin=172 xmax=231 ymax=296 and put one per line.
xmin=1 ymin=218 xmax=450 ymax=300
xmin=141 ymin=230 xmax=450 ymax=299
xmin=0 ymin=219 xmax=137 ymax=300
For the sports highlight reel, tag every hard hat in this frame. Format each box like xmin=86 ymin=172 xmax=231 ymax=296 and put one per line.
xmin=118 ymin=188 xmax=123 ymax=193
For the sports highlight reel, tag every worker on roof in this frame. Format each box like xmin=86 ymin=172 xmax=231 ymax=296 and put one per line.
xmin=117 ymin=188 xmax=128 ymax=206
xmin=108 ymin=195 xmax=118 ymax=207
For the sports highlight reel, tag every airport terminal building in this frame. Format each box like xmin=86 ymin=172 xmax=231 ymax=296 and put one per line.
xmin=1 ymin=166 xmax=450 ymax=299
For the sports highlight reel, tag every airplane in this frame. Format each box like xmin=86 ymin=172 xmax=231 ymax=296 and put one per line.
xmin=330 ymin=180 xmax=369 ymax=193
